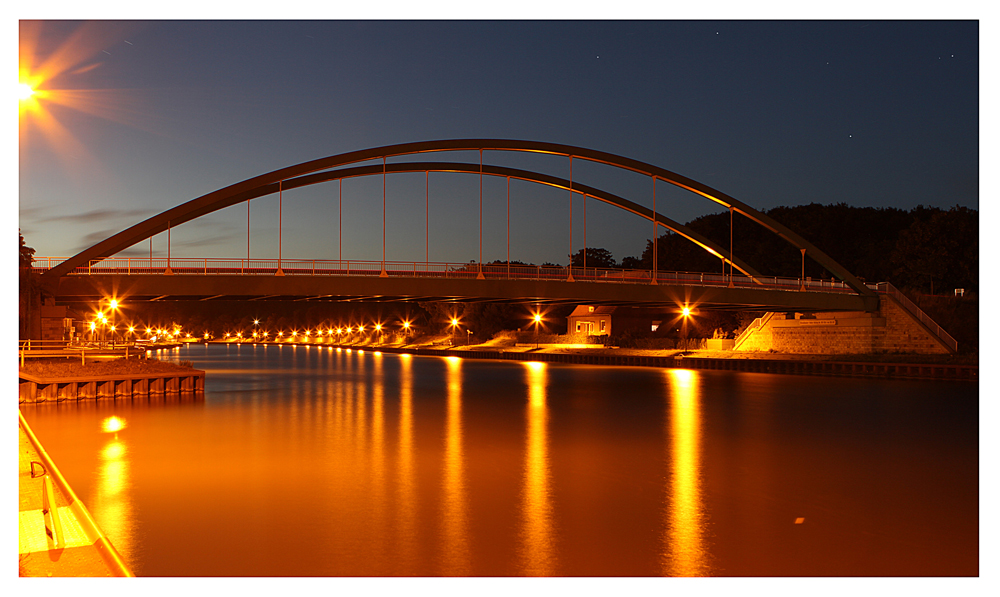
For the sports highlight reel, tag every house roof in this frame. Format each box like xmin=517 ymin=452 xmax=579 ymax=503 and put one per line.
xmin=568 ymin=305 xmax=618 ymax=317
xmin=568 ymin=304 xmax=679 ymax=318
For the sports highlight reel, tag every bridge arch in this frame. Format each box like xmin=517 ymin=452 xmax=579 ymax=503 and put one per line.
xmin=40 ymin=139 xmax=873 ymax=297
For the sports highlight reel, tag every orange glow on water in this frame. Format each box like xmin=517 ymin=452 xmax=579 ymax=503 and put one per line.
xmin=92 ymin=429 xmax=135 ymax=571
xmin=441 ymin=356 xmax=470 ymax=574
xmin=519 ymin=361 xmax=556 ymax=575
xmin=102 ymin=416 xmax=126 ymax=433
xmin=395 ymin=353 xmax=418 ymax=570
xmin=663 ymin=369 xmax=711 ymax=576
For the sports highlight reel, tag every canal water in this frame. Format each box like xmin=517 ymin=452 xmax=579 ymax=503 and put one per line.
xmin=20 ymin=343 xmax=978 ymax=577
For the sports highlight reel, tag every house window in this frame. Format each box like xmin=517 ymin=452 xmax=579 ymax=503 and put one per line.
xmin=651 ymin=320 xmax=661 ymax=332
xmin=588 ymin=306 xmax=595 ymax=313
xmin=576 ymin=322 xmax=582 ymax=332
xmin=600 ymin=320 xmax=606 ymax=332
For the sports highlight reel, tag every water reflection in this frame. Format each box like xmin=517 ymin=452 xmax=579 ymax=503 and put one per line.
xmin=395 ymin=354 xmax=418 ymax=572
xmin=662 ymin=369 xmax=711 ymax=576
xmin=369 ymin=352 xmax=388 ymax=556
xmin=518 ymin=361 xmax=556 ymax=576
xmin=93 ymin=416 xmax=134 ymax=568
xmin=440 ymin=356 xmax=470 ymax=574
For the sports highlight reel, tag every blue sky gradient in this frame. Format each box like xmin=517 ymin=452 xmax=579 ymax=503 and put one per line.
xmin=18 ymin=19 xmax=979 ymax=268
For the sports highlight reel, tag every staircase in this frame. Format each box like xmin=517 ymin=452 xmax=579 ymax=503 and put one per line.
xmin=733 ymin=312 xmax=775 ymax=351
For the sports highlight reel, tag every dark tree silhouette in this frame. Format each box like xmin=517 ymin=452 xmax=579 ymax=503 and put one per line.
xmin=570 ymin=247 xmax=616 ymax=268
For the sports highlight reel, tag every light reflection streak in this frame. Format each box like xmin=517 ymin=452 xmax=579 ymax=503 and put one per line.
xmin=395 ymin=354 xmax=418 ymax=571
xmin=663 ymin=369 xmax=711 ymax=576
xmin=370 ymin=353 xmax=387 ymax=554
xmin=93 ymin=416 xmax=134 ymax=570
xmin=518 ymin=361 xmax=556 ymax=575
xmin=355 ymin=351 xmax=367 ymax=456
xmin=440 ymin=357 xmax=470 ymax=574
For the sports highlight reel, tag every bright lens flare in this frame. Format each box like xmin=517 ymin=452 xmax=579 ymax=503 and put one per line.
xmin=18 ymin=83 xmax=35 ymax=100
xmin=682 ymin=307 xmax=691 ymax=317
xmin=102 ymin=416 xmax=126 ymax=433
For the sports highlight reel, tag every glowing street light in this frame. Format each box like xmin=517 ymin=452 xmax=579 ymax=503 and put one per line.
xmin=532 ymin=311 xmax=544 ymax=349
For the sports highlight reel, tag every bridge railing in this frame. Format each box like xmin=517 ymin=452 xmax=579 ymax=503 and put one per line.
xmin=32 ymin=257 xmax=857 ymax=294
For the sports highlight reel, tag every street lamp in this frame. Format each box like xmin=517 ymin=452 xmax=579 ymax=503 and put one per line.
xmin=679 ymin=305 xmax=694 ymax=348
xmin=467 ymin=329 xmax=473 ymax=346
xmin=104 ymin=298 xmax=121 ymax=347
xmin=450 ymin=317 xmax=460 ymax=345
xmin=533 ymin=311 xmax=543 ymax=349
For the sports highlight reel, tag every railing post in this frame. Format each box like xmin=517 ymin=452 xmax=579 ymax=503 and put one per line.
xmin=42 ymin=475 xmax=65 ymax=549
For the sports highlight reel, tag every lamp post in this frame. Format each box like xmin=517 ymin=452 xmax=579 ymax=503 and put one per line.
xmin=450 ymin=318 xmax=459 ymax=346
xmin=533 ymin=312 xmax=543 ymax=349
xmin=680 ymin=306 xmax=693 ymax=349
xmin=467 ymin=329 xmax=472 ymax=346
xmin=99 ymin=298 xmax=121 ymax=348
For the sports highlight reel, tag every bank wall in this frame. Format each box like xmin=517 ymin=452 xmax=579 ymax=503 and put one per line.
xmin=736 ymin=295 xmax=952 ymax=355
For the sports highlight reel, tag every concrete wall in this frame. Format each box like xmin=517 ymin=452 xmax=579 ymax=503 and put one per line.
xmin=736 ymin=296 xmax=951 ymax=355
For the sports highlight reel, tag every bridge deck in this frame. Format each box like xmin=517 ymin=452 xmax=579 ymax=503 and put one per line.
xmin=49 ymin=270 xmax=879 ymax=312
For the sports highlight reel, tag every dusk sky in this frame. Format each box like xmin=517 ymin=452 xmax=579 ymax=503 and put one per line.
xmin=17 ymin=15 xmax=980 ymax=270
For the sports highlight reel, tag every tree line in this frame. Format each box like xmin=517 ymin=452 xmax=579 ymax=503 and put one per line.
xmin=571 ymin=203 xmax=978 ymax=296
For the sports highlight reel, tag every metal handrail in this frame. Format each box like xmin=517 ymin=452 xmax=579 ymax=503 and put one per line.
xmin=875 ymin=282 xmax=958 ymax=353
xmin=30 ymin=257 xmax=860 ymax=295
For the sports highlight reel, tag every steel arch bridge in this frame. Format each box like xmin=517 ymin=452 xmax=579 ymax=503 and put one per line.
xmin=37 ymin=139 xmax=879 ymax=312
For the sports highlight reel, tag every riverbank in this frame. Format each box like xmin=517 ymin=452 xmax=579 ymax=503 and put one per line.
xmin=213 ymin=336 xmax=977 ymax=382
xmin=18 ymin=358 xmax=206 ymax=403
